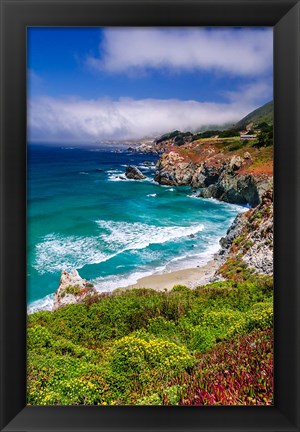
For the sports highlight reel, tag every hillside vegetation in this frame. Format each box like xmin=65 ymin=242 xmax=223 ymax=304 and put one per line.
xmin=153 ymin=102 xmax=273 ymax=179
xmin=28 ymin=272 xmax=273 ymax=405
xmin=231 ymin=101 xmax=273 ymax=131
xmin=154 ymin=101 xmax=273 ymax=149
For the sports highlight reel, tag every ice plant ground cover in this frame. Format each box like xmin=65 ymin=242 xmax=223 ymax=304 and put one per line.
xmin=174 ymin=328 xmax=273 ymax=405
xmin=27 ymin=274 xmax=273 ymax=405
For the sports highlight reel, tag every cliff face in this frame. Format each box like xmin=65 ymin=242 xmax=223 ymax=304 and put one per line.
xmin=154 ymin=142 xmax=273 ymax=207
xmin=154 ymin=151 xmax=196 ymax=186
xmin=154 ymin=137 xmax=273 ymax=277
xmin=218 ymin=190 xmax=273 ymax=275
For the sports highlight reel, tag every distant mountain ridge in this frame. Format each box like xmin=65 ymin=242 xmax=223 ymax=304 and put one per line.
xmin=232 ymin=101 xmax=273 ymax=131
xmin=153 ymin=100 xmax=273 ymax=147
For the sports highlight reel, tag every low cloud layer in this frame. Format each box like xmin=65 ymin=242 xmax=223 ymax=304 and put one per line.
xmin=88 ymin=28 xmax=272 ymax=77
xmin=28 ymin=95 xmax=262 ymax=143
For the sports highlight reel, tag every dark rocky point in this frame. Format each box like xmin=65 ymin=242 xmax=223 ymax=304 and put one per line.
xmin=125 ymin=165 xmax=146 ymax=180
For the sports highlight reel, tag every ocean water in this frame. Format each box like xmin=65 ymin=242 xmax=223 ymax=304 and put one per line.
xmin=27 ymin=144 xmax=246 ymax=313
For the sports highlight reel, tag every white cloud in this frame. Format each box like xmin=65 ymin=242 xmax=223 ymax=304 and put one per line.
xmin=88 ymin=28 xmax=273 ymax=77
xmin=28 ymin=94 xmax=264 ymax=143
xmin=224 ymin=80 xmax=272 ymax=104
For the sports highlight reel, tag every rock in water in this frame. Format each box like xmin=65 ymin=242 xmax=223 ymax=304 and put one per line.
xmin=125 ymin=165 xmax=146 ymax=180
xmin=53 ymin=270 xmax=97 ymax=311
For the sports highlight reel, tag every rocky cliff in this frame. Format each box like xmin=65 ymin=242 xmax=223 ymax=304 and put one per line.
xmin=154 ymin=136 xmax=273 ymax=277
xmin=154 ymin=139 xmax=273 ymax=207
xmin=218 ymin=190 xmax=273 ymax=276
xmin=53 ymin=270 xmax=97 ymax=311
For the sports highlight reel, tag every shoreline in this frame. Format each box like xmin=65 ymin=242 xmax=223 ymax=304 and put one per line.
xmin=117 ymin=258 xmax=220 ymax=292
xmin=27 ymin=255 xmax=221 ymax=314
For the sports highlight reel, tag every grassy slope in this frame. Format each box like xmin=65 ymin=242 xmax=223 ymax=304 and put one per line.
xmin=28 ymin=274 xmax=273 ymax=405
xmin=169 ymin=136 xmax=273 ymax=177
xmin=156 ymin=101 xmax=274 ymax=177
xmin=232 ymin=101 xmax=273 ymax=130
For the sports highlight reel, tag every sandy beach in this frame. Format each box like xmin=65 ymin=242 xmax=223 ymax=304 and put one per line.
xmin=122 ymin=259 xmax=220 ymax=292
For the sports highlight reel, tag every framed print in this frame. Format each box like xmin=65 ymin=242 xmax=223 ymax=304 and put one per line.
xmin=0 ymin=0 xmax=299 ymax=431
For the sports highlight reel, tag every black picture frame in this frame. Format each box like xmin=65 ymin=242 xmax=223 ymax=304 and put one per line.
xmin=0 ymin=0 xmax=299 ymax=431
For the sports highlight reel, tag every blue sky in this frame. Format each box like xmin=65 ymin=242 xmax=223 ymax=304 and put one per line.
xmin=28 ymin=27 xmax=273 ymax=143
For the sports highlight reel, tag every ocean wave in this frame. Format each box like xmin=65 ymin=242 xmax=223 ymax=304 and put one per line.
xmin=27 ymin=293 xmax=54 ymax=314
xmin=204 ymin=197 xmax=249 ymax=212
xmin=188 ymin=194 xmax=248 ymax=212
xmin=107 ymin=174 xmax=127 ymax=182
xmin=95 ymin=220 xmax=205 ymax=253
xmin=106 ymin=169 xmax=127 ymax=182
xmin=107 ymin=173 xmax=151 ymax=183
xmin=137 ymin=165 xmax=154 ymax=170
xmin=147 ymin=193 xmax=157 ymax=197
xmin=155 ymin=236 xmax=219 ymax=272
xmin=166 ymin=241 xmax=220 ymax=270
xmin=92 ymin=270 xmax=156 ymax=292
xmin=33 ymin=221 xmax=205 ymax=275
xmin=33 ymin=233 xmax=110 ymax=274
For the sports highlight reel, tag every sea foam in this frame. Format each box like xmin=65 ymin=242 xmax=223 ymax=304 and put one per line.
xmin=27 ymin=293 xmax=54 ymax=314
xmin=33 ymin=233 xmax=110 ymax=274
xmin=95 ymin=219 xmax=205 ymax=253
xmin=33 ymin=221 xmax=205 ymax=275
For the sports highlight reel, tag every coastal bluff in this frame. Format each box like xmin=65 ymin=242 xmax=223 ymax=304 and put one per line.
xmin=153 ymin=133 xmax=273 ymax=277
xmin=218 ymin=190 xmax=273 ymax=276
xmin=154 ymin=149 xmax=272 ymax=207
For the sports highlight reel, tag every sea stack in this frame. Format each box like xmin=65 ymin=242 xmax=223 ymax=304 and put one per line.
xmin=125 ymin=165 xmax=146 ymax=180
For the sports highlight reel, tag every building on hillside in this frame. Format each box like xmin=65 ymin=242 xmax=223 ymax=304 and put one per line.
xmin=240 ymin=134 xmax=257 ymax=141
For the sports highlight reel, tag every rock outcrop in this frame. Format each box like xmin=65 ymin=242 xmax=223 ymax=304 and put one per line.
xmin=218 ymin=190 xmax=273 ymax=275
xmin=155 ymin=151 xmax=272 ymax=207
xmin=125 ymin=165 xmax=146 ymax=180
xmin=196 ymin=172 xmax=272 ymax=207
xmin=127 ymin=143 xmax=160 ymax=154
xmin=154 ymin=152 xmax=195 ymax=186
xmin=136 ymin=143 xmax=159 ymax=154
xmin=154 ymin=141 xmax=273 ymax=277
xmin=53 ymin=270 xmax=97 ymax=311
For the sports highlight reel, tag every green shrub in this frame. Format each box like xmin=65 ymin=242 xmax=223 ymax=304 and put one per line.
xmin=172 ymin=284 xmax=190 ymax=293
xmin=110 ymin=335 xmax=195 ymax=375
xmin=190 ymin=326 xmax=217 ymax=352
xmin=27 ymin=325 xmax=53 ymax=350
xmin=219 ymin=130 xmax=240 ymax=138
xmin=136 ymin=393 xmax=162 ymax=405
xmin=245 ymin=301 xmax=273 ymax=332
xmin=228 ymin=142 xmax=244 ymax=151
xmin=64 ymin=285 xmax=81 ymax=295
xmin=147 ymin=316 xmax=177 ymax=338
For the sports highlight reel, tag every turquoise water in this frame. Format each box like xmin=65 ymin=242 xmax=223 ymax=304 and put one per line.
xmin=27 ymin=144 xmax=245 ymax=312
